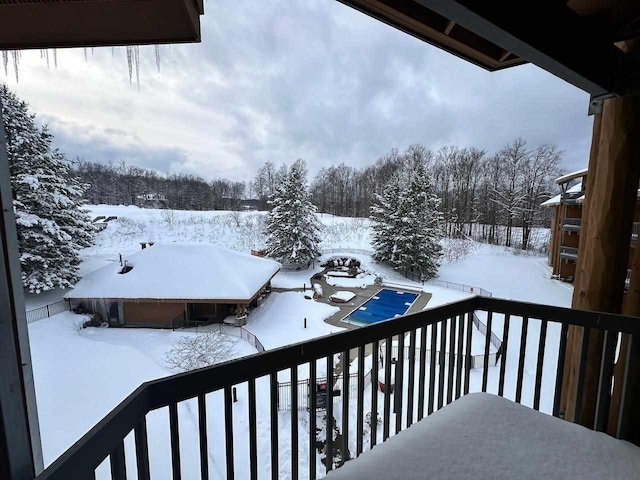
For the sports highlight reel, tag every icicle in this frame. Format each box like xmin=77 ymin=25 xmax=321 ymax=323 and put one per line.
xmin=45 ymin=49 xmax=50 ymax=69
xmin=111 ymin=47 xmax=115 ymax=57
xmin=155 ymin=45 xmax=161 ymax=72
xmin=134 ymin=46 xmax=140 ymax=91
xmin=2 ymin=51 xmax=8 ymax=76
xmin=11 ymin=50 xmax=19 ymax=82
xmin=53 ymin=49 xmax=58 ymax=69
xmin=84 ymin=48 xmax=88 ymax=62
xmin=126 ymin=46 xmax=133 ymax=84
xmin=91 ymin=47 xmax=95 ymax=56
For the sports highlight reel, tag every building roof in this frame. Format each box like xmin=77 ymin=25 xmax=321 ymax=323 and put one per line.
xmin=66 ymin=244 xmax=281 ymax=302
xmin=541 ymin=182 xmax=584 ymax=207
xmin=555 ymin=168 xmax=588 ymax=185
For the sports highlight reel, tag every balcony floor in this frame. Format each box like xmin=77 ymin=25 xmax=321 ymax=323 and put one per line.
xmin=330 ymin=393 xmax=640 ymax=479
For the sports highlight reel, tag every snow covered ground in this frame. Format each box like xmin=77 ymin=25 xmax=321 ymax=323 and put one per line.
xmin=26 ymin=207 xmax=572 ymax=477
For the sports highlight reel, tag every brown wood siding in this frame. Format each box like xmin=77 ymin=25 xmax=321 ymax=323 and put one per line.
xmin=123 ymin=302 xmax=184 ymax=326
xmin=562 ymin=231 xmax=580 ymax=248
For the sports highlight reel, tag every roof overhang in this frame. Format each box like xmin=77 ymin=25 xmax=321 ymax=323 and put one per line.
xmin=338 ymin=0 xmax=640 ymax=98
xmin=0 ymin=0 xmax=204 ymax=50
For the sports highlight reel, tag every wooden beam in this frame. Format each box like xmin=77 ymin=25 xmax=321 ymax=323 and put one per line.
xmin=444 ymin=20 xmax=455 ymax=35
xmin=498 ymin=49 xmax=511 ymax=63
xmin=561 ymin=90 xmax=640 ymax=427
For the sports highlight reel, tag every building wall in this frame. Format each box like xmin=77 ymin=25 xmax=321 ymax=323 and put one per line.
xmin=123 ymin=302 xmax=184 ymax=327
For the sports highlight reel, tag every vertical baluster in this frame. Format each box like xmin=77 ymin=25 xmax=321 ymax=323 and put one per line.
xmin=326 ymin=355 xmax=334 ymax=473
xmin=134 ymin=418 xmax=150 ymax=480
xmin=407 ymin=329 xmax=417 ymax=427
xmin=515 ymin=317 xmax=529 ymax=404
xmin=291 ymin=366 xmax=299 ymax=479
xmin=169 ymin=403 xmax=181 ymax=480
xmin=553 ymin=323 xmax=569 ymax=417
xmin=482 ymin=311 xmax=493 ymax=392
xmin=371 ymin=341 xmax=379 ymax=449
xmin=573 ymin=327 xmax=591 ymax=424
xmin=463 ymin=312 xmax=473 ymax=395
xmin=437 ymin=318 xmax=448 ymax=410
xmin=270 ymin=372 xmax=279 ymax=480
xmin=341 ymin=351 xmax=350 ymax=465
xmin=309 ymin=359 xmax=317 ymax=480
xmin=616 ymin=334 xmax=638 ymax=439
xmin=356 ymin=346 xmax=365 ymax=456
xmin=395 ymin=333 xmax=404 ymax=434
xmin=455 ymin=315 xmax=465 ymax=400
xmin=428 ymin=324 xmax=437 ymax=415
xmin=197 ymin=395 xmax=209 ymax=480
xmin=247 ymin=381 xmax=258 ymax=480
xmin=417 ymin=326 xmax=428 ymax=421
xmin=383 ymin=338 xmax=392 ymax=441
xmin=594 ymin=330 xmax=617 ymax=431
xmin=533 ymin=319 xmax=548 ymax=411
xmin=224 ymin=386 xmax=235 ymax=480
xmin=446 ymin=317 xmax=457 ymax=404
xmin=498 ymin=314 xmax=511 ymax=397
xmin=110 ymin=440 xmax=127 ymax=480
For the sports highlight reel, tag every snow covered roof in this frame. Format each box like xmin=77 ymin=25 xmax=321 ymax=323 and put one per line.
xmin=567 ymin=182 xmax=583 ymax=193
xmin=66 ymin=244 xmax=281 ymax=302
xmin=541 ymin=193 xmax=561 ymax=207
xmin=555 ymin=167 xmax=588 ymax=185
xmin=541 ymin=182 xmax=584 ymax=207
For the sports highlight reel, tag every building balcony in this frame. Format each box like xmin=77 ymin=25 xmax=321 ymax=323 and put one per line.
xmin=562 ymin=191 xmax=584 ymax=205
xmin=34 ymin=297 xmax=640 ymax=480
xmin=559 ymin=246 xmax=578 ymax=261
xmin=561 ymin=217 xmax=581 ymax=232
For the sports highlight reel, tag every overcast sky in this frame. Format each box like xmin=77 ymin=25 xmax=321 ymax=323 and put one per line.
xmin=3 ymin=0 xmax=593 ymax=182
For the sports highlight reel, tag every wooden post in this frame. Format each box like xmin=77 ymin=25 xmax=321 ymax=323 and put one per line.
xmin=561 ymin=90 xmax=640 ymax=427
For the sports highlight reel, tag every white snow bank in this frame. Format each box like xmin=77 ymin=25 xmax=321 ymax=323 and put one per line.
xmin=326 ymin=273 xmax=377 ymax=288
xmin=67 ymin=243 xmax=281 ymax=301
xmin=329 ymin=393 xmax=640 ymax=479
xmin=330 ymin=291 xmax=356 ymax=302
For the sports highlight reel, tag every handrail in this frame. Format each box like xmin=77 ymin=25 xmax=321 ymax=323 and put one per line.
xmin=35 ymin=295 xmax=640 ymax=479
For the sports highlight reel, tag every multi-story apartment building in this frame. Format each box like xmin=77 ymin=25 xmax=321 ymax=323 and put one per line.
xmin=544 ymin=168 xmax=639 ymax=285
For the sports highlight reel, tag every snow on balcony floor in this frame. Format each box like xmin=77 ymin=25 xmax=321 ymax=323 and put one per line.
xmin=329 ymin=393 xmax=640 ymax=480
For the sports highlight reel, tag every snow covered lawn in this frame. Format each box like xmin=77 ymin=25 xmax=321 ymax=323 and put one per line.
xmin=29 ymin=312 xmax=256 ymax=468
xmin=244 ymin=291 xmax=342 ymax=350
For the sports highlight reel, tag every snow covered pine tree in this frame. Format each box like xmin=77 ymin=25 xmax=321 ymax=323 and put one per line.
xmin=264 ymin=159 xmax=321 ymax=266
xmin=370 ymin=162 xmax=443 ymax=280
xmin=370 ymin=173 xmax=403 ymax=267
xmin=1 ymin=85 xmax=94 ymax=293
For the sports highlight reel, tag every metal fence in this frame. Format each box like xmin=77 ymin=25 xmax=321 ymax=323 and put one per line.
xmin=25 ymin=299 xmax=70 ymax=324
xmin=177 ymin=321 xmax=266 ymax=353
xmin=277 ymin=371 xmax=370 ymax=411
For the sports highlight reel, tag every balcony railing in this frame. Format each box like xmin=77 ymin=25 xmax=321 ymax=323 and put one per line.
xmin=35 ymin=297 xmax=640 ymax=480
xmin=559 ymin=246 xmax=578 ymax=261
xmin=562 ymin=191 xmax=584 ymax=205
xmin=561 ymin=217 xmax=581 ymax=232
xmin=632 ymin=222 xmax=640 ymax=242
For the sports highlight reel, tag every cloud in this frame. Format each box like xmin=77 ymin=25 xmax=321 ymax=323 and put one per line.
xmin=2 ymin=0 xmax=593 ymax=181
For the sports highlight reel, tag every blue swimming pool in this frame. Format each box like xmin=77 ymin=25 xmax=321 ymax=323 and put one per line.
xmin=343 ymin=288 xmax=419 ymax=326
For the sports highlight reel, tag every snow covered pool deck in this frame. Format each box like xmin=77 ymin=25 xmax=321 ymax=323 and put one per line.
xmin=329 ymin=393 xmax=640 ymax=480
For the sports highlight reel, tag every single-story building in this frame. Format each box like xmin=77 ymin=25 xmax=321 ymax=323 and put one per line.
xmin=65 ymin=243 xmax=281 ymax=328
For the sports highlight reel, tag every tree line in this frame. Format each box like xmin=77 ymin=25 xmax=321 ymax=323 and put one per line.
xmin=73 ymin=159 xmax=247 ymax=211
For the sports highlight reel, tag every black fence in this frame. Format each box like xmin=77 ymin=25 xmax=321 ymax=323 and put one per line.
xmin=35 ymin=296 xmax=640 ymax=480
xmin=25 ymin=299 xmax=70 ymax=324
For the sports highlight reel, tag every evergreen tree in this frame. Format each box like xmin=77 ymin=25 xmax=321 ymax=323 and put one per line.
xmin=395 ymin=162 xmax=443 ymax=280
xmin=264 ymin=159 xmax=321 ymax=264
xmin=370 ymin=174 xmax=403 ymax=266
xmin=370 ymin=163 xmax=443 ymax=280
xmin=1 ymin=85 xmax=94 ymax=293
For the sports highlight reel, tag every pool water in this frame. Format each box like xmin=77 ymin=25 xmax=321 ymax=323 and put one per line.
xmin=344 ymin=288 xmax=419 ymax=326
